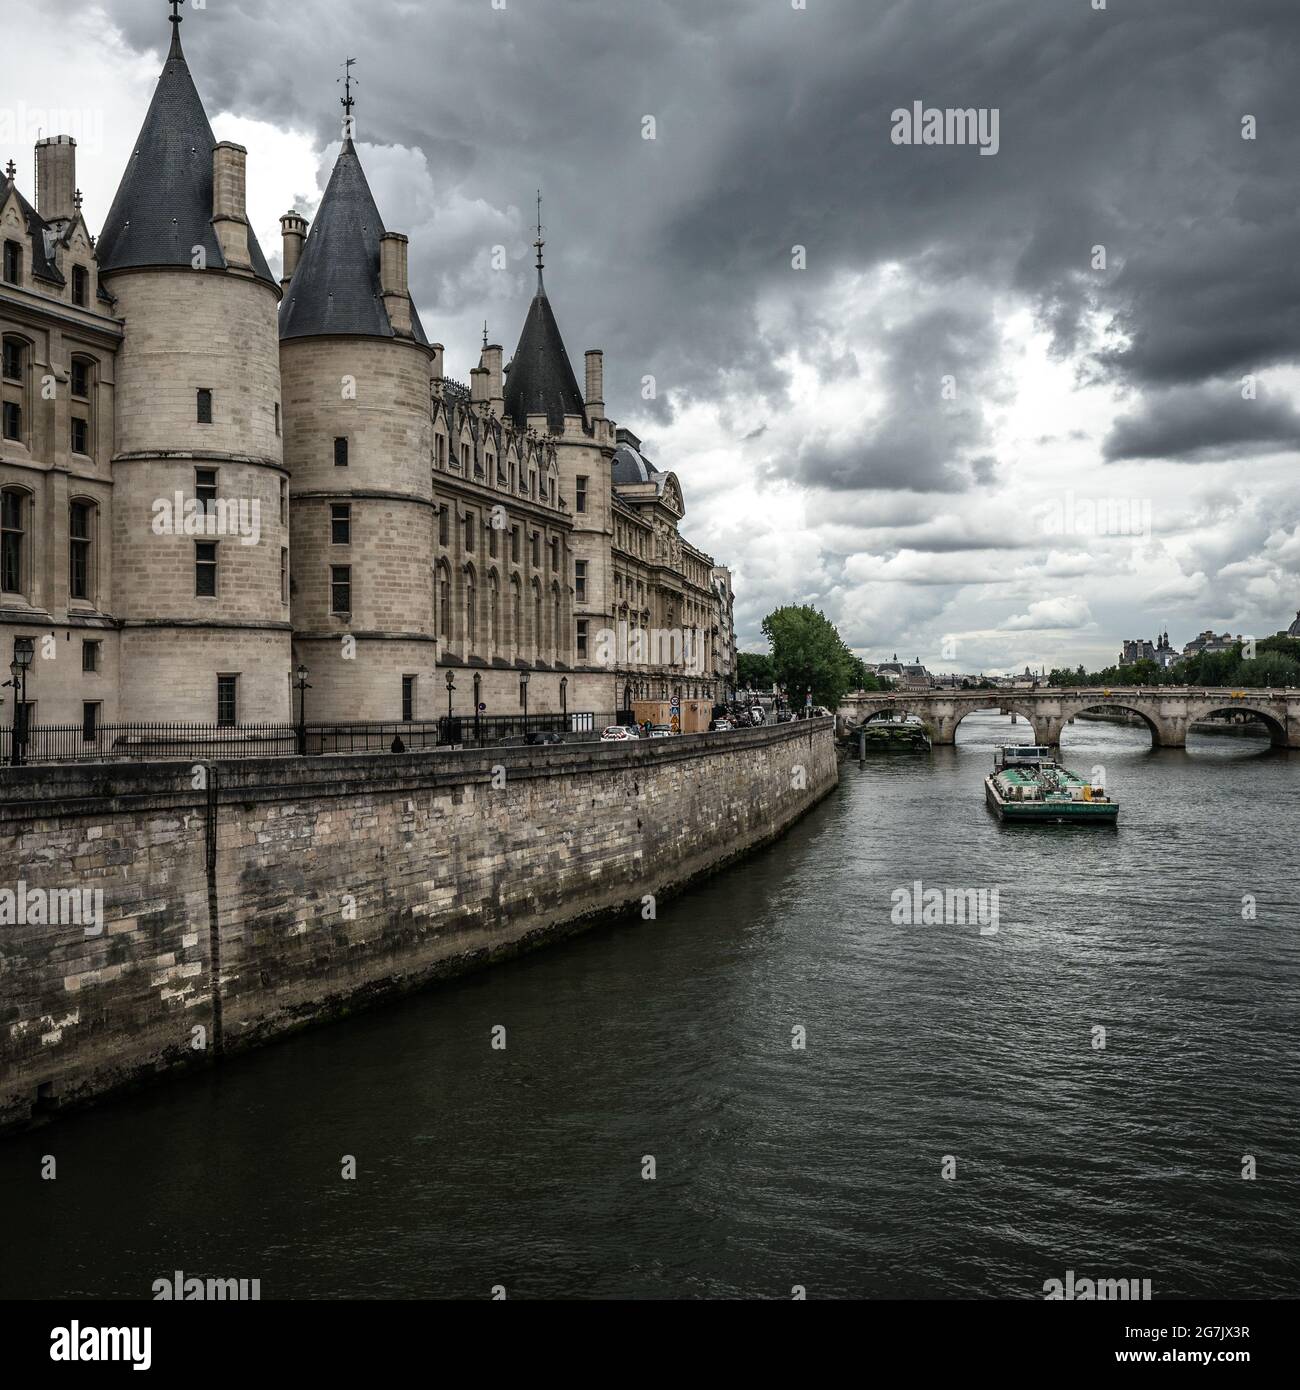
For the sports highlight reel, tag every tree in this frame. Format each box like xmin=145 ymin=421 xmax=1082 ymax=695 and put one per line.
xmin=737 ymin=651 xmax=776 ymax=690
xmin=760 ymin=605 xmax=857 ymax=709
xmin=847 ymin=655 xmax=882 ymax=692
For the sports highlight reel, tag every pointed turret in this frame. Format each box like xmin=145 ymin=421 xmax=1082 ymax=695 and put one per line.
xmin=95 ymin=3 xmax=275 ymax=283
xmin=278 ymin=139 xmax=426 ymax=341
xmin=503 ymin=200 xmax=587 ymax=434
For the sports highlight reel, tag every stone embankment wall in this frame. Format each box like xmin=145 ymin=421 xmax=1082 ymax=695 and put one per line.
xmin=0 ymin=719 xmax=837 ymax=1130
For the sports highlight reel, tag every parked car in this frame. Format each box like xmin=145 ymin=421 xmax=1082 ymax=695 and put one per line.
xmin=526 ymin=730 xmax=564 ymax=745
xmin=710 ymin=719 xmax=732 ymax=732
xmin=647 ymin=724 xmax=674 ymax=738
xmin=600 ymin=725 xmax=639 ymax=742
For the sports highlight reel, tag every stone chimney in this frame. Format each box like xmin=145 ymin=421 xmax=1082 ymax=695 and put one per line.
xmin=470 ymin=365 xmax=489 ymax=404
xmin=211 ymin=142 xmax=251 ymax=269
xmin=35 ymin=135 xmax=77 ymax=223
xmin=584 ymin=348 xmax=605 ymax=420
xmin=379 ymin=232 xmax=411 ymax=336
xmin=430 ymin=342 xmax=445 ymax=379
xmin=483 ymin=344 xmax=504 ymax=413
xmin=280 ymin=209 xmax=307 ymax=288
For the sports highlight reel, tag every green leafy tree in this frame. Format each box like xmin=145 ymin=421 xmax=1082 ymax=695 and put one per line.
xmin=761 ymin=605 xmax=856 ymax=709
xmin=737 ymin=651 xmax=776 ymax=690
xmin=847 ymin=655 xmax=882 ymax=692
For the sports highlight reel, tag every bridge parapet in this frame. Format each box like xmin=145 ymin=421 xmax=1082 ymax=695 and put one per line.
xmin=837 ymin=687 xmax=1299 ymax=749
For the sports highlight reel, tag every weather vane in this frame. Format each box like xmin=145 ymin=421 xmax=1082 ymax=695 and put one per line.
xmin=533 ymin=189 xmax=545 ymax=271
xmin=338 ymin=57 xmax=358 ymax=139
xmin=168 ymin=0 xmax=182 ymax=28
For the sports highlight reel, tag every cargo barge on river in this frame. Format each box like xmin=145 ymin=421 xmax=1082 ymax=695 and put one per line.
xmin=984 ymin=746 xmax=1118 ymax=824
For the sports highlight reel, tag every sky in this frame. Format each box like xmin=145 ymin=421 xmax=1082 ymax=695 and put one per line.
xmin=6 ymin=0 xmax=1300 ymax=673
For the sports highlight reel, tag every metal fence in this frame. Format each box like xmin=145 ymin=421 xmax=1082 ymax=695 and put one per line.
xmin=0 ymin=712 xmax=611 ymax=767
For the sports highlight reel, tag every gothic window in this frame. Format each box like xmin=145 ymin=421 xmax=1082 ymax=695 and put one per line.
xmin=71 ymin=264 xmax=89 ymax=307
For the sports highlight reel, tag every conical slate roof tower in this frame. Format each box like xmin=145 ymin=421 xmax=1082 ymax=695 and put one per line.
xmin=279 ymin=138 xmax=426 ymax=342
xmin=96 ymin=10 xmax=275 ymax=284
xmin=503 ymin=219 xmax=586 ymax=434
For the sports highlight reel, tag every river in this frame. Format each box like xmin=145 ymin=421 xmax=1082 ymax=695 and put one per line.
xmin=3 ymin=711 xmax=1298 ymax=1299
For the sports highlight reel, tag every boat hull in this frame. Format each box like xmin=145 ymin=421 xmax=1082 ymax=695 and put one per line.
xmin=984 ymin=777 xmax=1118 ymax=824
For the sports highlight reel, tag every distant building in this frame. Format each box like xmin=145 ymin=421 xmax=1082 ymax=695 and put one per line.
xmin=1120 ymin=631 xmax=1177 ymax=668
xmin=1287 ymin=611 xmax=1300 ymax=639
xmin=1182 ymin=630 xmax=1241 ymax=659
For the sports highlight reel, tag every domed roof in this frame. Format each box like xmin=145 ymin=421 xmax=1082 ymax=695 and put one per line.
xmin=611 ymin=443 xmax=654 ymax=486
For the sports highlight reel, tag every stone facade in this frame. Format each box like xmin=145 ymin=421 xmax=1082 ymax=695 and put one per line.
xmin=0 ymin=17 xmax=733 ymax=737
xmin=0 ymin=718 xmax=838 ymax=1131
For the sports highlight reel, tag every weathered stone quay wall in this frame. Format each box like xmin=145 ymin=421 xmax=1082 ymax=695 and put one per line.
xmin=0 ymin=719 xmax=837 ymax=1131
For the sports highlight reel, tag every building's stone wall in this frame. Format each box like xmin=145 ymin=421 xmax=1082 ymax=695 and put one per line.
xmin=0 ymin=718 xmax=838 ymax=1130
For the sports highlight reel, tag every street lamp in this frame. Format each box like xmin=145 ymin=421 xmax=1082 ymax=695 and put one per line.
xmin=560 ymin=674 xmax=568 ymax=724
xmin=9 ymin=637 xmax=34 ymax=766
xmin=473 ymin=672 xmax=482 ymax=746
xmin=293 ymin=663 xmax=311 ymax=756
xmin=520 ymin=669 xmax=530 ymax=735
xmin=445 ymin=669 xmax=456 ymax=723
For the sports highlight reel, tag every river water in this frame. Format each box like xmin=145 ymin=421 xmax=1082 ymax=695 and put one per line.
xmin=3 ymin=712 xmax=1298 ymax=1300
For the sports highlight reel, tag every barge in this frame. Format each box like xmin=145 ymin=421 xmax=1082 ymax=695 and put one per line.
xmin=984 ymin=745 xmax=1118 ymax=824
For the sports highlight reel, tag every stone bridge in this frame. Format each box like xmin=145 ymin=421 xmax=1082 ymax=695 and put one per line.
xmin=837 ymin=687 xmax=1300 ymax=749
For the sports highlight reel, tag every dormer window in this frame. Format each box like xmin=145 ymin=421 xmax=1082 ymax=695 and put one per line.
xmin=2 ymin=241 xmax=20 ymax=285
xmin=71 ymin=264 xmax=89 ymax=307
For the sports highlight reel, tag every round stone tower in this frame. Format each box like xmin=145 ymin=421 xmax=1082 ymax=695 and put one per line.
xmin=96 ymin=10 xmax=290 ymax=723
xmin=278 ymin=138 xmax=435 ymax=723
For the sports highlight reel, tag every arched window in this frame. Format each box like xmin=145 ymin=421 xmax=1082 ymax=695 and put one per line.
xmin=437 ymin=562 xmax=451 ymax=640
xmin=532 ymin=581 xmax=542 ymax=657
xmin=489 ymin=572 xmax=500 ymax=647
xmin=511 ymin=576 xmax=522 ymax=653
xmin=553 ymin=586 xmax=562 ymax=658
xmin=69 ymin=498 xmax=96 ymax=602
xmin=1 ymin=487 xmax=30 ymax=595
xmin=465 ymin=569 xmax=477 ymax=648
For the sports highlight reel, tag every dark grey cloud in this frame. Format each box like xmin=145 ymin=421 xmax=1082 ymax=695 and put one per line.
xmin=100 ymin=0 xmax=1300 ymax=441
xmin=1104 ymin=380 xmax=1300 ymax=462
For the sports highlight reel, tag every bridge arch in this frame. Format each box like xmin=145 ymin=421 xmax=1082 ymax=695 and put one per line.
xmin=1187 ymin=703 xmax=1288 ymax=749
xmin=1057 ymin=700 xmax=1162 ymax=747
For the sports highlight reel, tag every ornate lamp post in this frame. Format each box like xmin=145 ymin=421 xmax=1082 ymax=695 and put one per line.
xmin=520 ymin=669 xmax=530 ymax=735
xmin=559 ymin=675 xmax=568 ymax=725
xmin=8 ymin=637 xmax=34 ymax=766
xmin=473 ymin=672 xmax=482 ymax=746
xmin=293 ymin=663 xmax=311 ymax=756
xmin=445 ymin=669 xmax=456 ymax=727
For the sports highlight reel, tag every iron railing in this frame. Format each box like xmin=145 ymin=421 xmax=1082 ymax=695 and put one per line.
xmin=0 ymin=712 xmax=610 ymax=767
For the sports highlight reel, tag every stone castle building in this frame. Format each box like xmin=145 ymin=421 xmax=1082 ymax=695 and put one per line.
xmin=0 ymin=8 xmax=733 ymax=736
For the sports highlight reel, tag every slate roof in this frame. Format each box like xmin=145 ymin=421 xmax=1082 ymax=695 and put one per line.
xmin=95 ymin=22 xmax=275 ymax=286
xmin=503 ymin=270 xmax=587 ymax=433
xmin=0 ymin=174 xmax=64 ymax=286
xmin=279 ymin=139 xmax=427 ymax=344
xmin=612 ymin=442 xmax=654 ymax=486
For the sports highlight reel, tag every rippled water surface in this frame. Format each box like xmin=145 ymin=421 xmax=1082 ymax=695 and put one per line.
xmin=3 ymin=713 xmax=1298 ymax=1299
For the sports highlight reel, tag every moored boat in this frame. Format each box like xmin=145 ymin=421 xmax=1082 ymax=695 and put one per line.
xmin=984 ymin=746 xmax=1118 ymax=824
